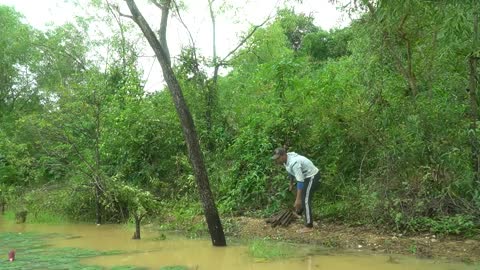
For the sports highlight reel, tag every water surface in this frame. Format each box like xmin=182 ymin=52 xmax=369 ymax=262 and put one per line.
xmin=1 ymin=219 xmax=475 ymax=269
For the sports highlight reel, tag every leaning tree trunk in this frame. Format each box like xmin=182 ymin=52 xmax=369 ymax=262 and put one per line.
xmin=125 ymin=0 xmax=226 ymax=246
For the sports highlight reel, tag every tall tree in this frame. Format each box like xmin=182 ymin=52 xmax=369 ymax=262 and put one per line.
xmin=0 ymin=6 xmax=40 ymax=117
xmin=27 ymin=16 xmax=144 ymax=224
xmin=0 ymin=6 xmax=45 ymax=209
xmin=123 ymin=0 xmax=226 ymax=246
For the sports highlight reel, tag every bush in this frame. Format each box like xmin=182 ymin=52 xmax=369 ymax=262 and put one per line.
xmin=408 ymin=215 xmax=477 ymax=236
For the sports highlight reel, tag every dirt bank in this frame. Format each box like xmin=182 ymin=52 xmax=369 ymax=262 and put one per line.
xmin=228 ymin=216 xmax=480 ymax=263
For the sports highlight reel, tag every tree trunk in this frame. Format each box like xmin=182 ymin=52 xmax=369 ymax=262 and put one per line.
xmin=470 ymin=1 xmax=480 ymax=185
xmin=404 ymin=38 xmax=418 ymax=97
xmin=0 ymin=199 xmax=5 ymax=215
xmin=398 ymin=14 xmax=418 ymax=97
xmin=125 ymin=0 xmax=226 ymax=246
xmin=206 ymin=0 xmax=218 ymax=149
xmin=205 ymin=79 xmax=217 ymax=150
xmin=95 ymin=183 xmax=102 ymax=225
xmin=132 ymin=214 xmax=141 ymax=240
xmin=94 ymin=89 xmax=103 ymax=225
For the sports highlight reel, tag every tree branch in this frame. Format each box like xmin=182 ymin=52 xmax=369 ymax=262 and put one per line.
xmin=172 ymin=0 xmax=196 ymax=48
xmin=105 ymin=0 xmax=128 ymax=69
xmin=157 ymin=0 xmax=172 ymax=61
xmin=397 ymin=14 xmax=417 ymax=96
xmin=219 ymin=16 xmax=271 ymax=65
xmin=362 ymin=0 xmax=375 ymax=15
xmin=208 ymin=0 xmax=217 ymax=66
xmin=125 ymin=0 xmax=170 ymax=66
xmin=171 ymin=0 xmax=202 ymax=76
xmin=116 ymin=5 xmax=134 ymax=20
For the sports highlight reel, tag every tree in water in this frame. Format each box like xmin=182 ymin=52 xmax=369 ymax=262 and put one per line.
xmin=114 ymin=183 xmax=158 ymax=240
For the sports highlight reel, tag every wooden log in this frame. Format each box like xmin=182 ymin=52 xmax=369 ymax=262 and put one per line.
xmin=280 ymin=211 xmax=293 ymax=226
xmin=272 ymin=210 xmax=289 ymax=227
xmin=266 ymin=209 xmax=297 ymax=228
xmin=266 ymin=210 xmax=284 ymax=224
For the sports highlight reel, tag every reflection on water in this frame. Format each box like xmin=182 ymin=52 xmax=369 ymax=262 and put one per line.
xmin=0 ymin=218 xmax=475 ymax=270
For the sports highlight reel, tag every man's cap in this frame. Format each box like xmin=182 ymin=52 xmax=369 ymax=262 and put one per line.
xmin=271 ymin=147 xmax=286 ymax=160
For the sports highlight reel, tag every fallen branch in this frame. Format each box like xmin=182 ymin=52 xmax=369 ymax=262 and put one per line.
xmin=265 ymin=209 xmax=297 ymax=228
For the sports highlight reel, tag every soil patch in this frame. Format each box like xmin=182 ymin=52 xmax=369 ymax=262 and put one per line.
xmin=230 ymin=216 xmax=480 ymax=263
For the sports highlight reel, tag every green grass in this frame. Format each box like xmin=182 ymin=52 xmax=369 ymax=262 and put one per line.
xmin=3 ymin=210 xmax=68 ymax=224
xmin=3 ymin=210 xmax=15 ymax=221
xmin=0 ymin=232 xmax=146 ymax=270
xmin=111 ymin=267 xmax=148 ymax=270
xmin=248 ymin=238 xmax=296 ymax=260
xmin=247 ymin=238 xmax=328 ymax=261
xmin=159 ymin=266 xmax=189 ymax=270
xmin=28 ymin=212 xmax=69 ymax=224
xmin=155 ymin=203 xmax=208 ymax=239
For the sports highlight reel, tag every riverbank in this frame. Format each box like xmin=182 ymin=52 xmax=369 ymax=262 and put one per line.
xmin=224 ymin=216 xmax=480 ymax=263
xmin=3 ymin=210 xmax=479 ymax=264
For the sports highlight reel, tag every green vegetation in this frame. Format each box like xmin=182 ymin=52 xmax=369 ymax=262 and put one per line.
xmin=110 ymin=267 xmax=147 ymax=270
xmin=248 ymin=239 xmax=295 ymax=260
xmin=408 ymin=215 xmax=476 ymax=236
xmin=247 ymin=238 xmax=317 ymax=261
xmin=0 ymin=232 xmax=137 ymax=270
xmin=159 ymin=266 xmax=189 ymax=270
xmin=0 ymin=0 xmax=479 ymax=238
xmin=408 ymin=243 xmax=417 ymax=255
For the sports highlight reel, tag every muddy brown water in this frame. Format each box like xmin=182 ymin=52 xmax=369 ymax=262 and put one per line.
xmin=0 ymin=219 xmax=475 ymax=270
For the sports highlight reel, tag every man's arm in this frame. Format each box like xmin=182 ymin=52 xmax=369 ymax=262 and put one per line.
xmin=291 ymin=163 xmax=304 ymax=212
xmin=295 ymin=188 xmax=303 ymax=212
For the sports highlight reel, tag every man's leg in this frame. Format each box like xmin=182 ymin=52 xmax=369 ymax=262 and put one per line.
xmin=301 ymin=173 xmax=320 ymax=227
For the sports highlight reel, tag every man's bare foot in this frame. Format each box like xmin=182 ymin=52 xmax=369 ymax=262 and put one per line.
xmin=296 ymin=227 xmax=314 ymax=233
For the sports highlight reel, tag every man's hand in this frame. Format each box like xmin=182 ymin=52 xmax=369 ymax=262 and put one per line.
xmin=294 ymin=199 xmax=302 ymax=212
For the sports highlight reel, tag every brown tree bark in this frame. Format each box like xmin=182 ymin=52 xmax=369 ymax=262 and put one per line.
xmin=132 ymin=214 xmax=142 ymax=240
xmin=124 ymin=0 xmax=226 ymax=246
xmin=95 ymin=183 xmax=102 ymax=224
xmin=0 ymin=197 xmax=5 ymax=215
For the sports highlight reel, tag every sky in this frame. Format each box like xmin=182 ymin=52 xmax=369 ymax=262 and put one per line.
xmin=0 ymin=0 xmax=349 ymax=91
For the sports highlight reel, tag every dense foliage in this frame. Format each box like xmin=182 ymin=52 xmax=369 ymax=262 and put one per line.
xmin=0 ymin=1 xmax=479 ymax=235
